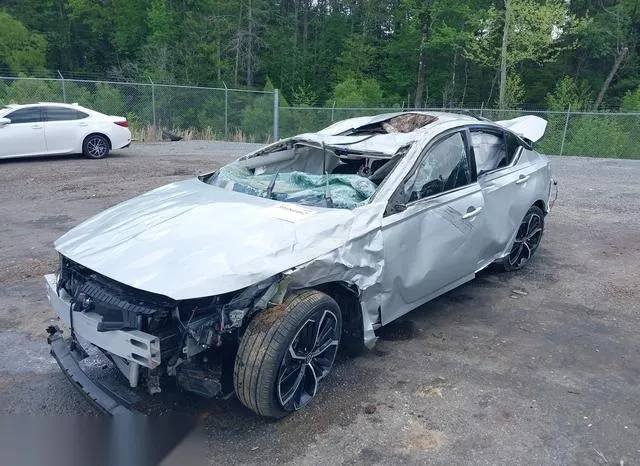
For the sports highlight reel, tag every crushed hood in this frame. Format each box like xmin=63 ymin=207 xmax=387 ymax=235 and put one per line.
xmin=54 ymin=179 xmax=358 ymax=300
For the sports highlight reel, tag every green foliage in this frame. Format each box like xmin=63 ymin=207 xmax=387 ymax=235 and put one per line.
xmin=334 ymin=34 xmax=377 ymax=81
xmin=241 ymin=79 xmax=288 ymax=142
xmin=545 ymin=76 xmax=592 ymax=111
xmin=502 ymin=74 xmax=526 ymax=109
xmin=620 ymin=86 xmax=640 ymax=111
xmin=92 ymin=84 xmax=127 ymax=115
xmin=564 ymin=116 xmax=636 ymax=158
xmin=0 ymin=11 xmax=47 ymax=73
xmin=2 ymin=79 xmax=61 ymax=104
xmin=1 ymin=0 xmax=639 ymax=158
xmin=291 ymin=84 xmax=319 ymax=107
xmin=332 ymin=78 xmax=385 ymax=107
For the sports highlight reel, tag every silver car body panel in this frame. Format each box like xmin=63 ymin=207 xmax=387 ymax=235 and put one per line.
xmin=52 ymin=113 xmax=554 ymax=348
xmin=45 ymin=274 xmax=161 ymax=369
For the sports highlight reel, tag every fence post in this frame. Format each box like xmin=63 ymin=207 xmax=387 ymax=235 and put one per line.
xmin=223 ymin=81 xmax=228 ymax=139
xmin=57 ymin=70 xmax=66 ymax=103
xmin=480 ymin=101 xmax=484 ymax=117
xmin=148 ymin=77 xmax=156 ymax=130
xmin=273 ymin=89 xmax=279 ymax=141
xmin=560 ymin=104 xmax=571 ymax=156
xmin=331 ymin=100 xmax=336 ymax=122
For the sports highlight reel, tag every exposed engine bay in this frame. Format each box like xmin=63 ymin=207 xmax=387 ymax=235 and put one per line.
xmin=56 ymin=256 xmax=285 ymax=398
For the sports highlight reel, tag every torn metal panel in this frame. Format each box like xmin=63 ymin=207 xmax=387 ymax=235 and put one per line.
xmin=495 ymin=115 xmax=548 ymax=142
xmin=317 ymin=111 xmax=474 ymax=136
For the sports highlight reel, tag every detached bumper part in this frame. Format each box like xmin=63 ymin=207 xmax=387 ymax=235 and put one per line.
xmin=46 ymin=326 xmax=136 ymax=415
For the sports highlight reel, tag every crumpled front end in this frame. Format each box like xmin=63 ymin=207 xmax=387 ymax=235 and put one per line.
xmin=45 ymin=255 xmax=289 ymax=410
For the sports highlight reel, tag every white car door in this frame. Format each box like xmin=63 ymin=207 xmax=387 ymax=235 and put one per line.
xmin=0 ymin=107 xmax=46 ymax=158
xmin=380 ymin=130 xmax=492 ymax=324
xmin=43 ymin=106 xmax=89 ymax=154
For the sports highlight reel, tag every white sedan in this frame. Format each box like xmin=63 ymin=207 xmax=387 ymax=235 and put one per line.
xmin=0 ymin=102 xmax=131 ymax=159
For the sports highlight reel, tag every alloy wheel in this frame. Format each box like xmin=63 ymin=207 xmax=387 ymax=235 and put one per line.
xmin=277 ymin=309 xmax=340 ymax=411
xmin=87 ymin=137 xmax=108 ymax=158
xmin=508 ymin=212 xmax=543 ymax=268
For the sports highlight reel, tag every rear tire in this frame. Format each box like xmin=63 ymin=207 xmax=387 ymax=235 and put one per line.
xmin=500 ymin=205 xmax=545 ymax=271
xmin=82 ymin=134 xmax=110 ymax=159
xmin=234 ymin=290 xmax=342 ymax=418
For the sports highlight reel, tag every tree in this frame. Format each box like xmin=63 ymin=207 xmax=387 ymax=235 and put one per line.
xmin=0 ymin=11 xmax=47 ymax=73
xmin=331 ymin=78 xmax=384 ymax=107
xmin=620 ymin=85 xmax=640 ymax=111
xmin=467 ymin=0 xmax=577 ymax=108
xmin=585 ymin=0 xmax=640 ymax=110
xmin=545 ymin=76 xmax=592 ymax=111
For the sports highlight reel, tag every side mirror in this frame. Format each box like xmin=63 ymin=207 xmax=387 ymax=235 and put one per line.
xmin=0 ymin=117 xmax=10 ymax=127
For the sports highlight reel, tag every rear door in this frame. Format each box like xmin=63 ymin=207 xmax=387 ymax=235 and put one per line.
xmin=0 ymin=107 xmax=46 ymax=158
xmin=471 ymin=126 xmax=536 ymax=261
xmin=43 ymin=106 xmax=90 ymax=154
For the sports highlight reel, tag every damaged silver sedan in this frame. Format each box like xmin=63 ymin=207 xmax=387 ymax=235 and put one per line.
xmin=45 ymin=111 xmax=556 ymax=417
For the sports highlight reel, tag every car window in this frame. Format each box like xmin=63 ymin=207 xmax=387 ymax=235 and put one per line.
xmin=470 ymin=130 xmax=507 ymax=174
xmin=505 ymin=131 xmax=522 ymax=162
xmin=405 ymin=132 xmax=471 ymax=202
xmin=6 ymin=107 xmax=42 ymax=124
xmin=45 ymin=107 xmax=89 ymax=121
xmin=471 ymin=129 xmax=522 ymax=174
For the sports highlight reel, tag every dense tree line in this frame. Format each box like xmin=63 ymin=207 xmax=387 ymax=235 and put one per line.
xmin=1 ymin=0 xmax=640 ymax=111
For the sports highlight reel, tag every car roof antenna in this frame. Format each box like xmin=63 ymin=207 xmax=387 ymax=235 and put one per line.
xmin=322 ymin=142 xmax=333 ymax=208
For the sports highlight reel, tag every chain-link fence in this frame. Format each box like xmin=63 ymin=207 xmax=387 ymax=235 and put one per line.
xmin=2 ymin=75 xmax=639 ymax=158
xmin=0 ymin=76 xmax=278 ymax=143
xmin=280 ymin=106 xmax=640 ymax=159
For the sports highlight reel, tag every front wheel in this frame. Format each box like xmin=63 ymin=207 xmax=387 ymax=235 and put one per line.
xmin=82 ymin=134 xmax=110 ymax=159
xmin=234 ymin=290 xmax=342 ymax=418
xmin=501 ymin=205 xmax=545 ymax=271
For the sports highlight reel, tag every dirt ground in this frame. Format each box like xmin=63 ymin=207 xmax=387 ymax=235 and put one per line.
xmin=0 ymin=142 xmax=639 ymax=465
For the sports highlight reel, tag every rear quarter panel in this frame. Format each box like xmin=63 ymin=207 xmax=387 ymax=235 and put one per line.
xmin=86 ymin=119 xmax=131 ymax=150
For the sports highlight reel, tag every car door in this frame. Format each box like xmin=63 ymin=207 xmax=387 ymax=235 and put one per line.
xmin=380 ymin=129 xmax=491 ymax=324
xmin=471 ymin=127 xmax=538 ymax=261
xmin=43 ymin=107 xmax=89 ymax=154
xmin=0 ymin=107 xmax=46 ymax=158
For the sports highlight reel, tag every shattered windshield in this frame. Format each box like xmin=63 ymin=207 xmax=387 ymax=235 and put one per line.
xmin=202 ymin=141 xmax=404 ymax=209
xmin=208 ymin=164 xmax=377 ymax=209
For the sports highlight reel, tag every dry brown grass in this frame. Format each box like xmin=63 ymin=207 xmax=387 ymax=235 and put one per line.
xmin=131 ymin=125 xmax=271 ymax=143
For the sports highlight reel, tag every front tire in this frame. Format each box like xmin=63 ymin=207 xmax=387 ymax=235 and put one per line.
xmin=234 ymin=290 xmax=342 ymax=418
xmin=82 ymin=134 xmax=110 ymax=159
xmin=501 ymin=205 xmax=545 ymax=271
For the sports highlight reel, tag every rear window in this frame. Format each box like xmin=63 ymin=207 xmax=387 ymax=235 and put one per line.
xmin=45 ymin=107 xmax=89 ymax=121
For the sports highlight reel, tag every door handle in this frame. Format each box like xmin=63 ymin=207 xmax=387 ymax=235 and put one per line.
xmin=462 ymin=206 xmax=482 ymax=219
xmin=79 ymin=123 xmax=89 ymax=127
xmin=515 ymin=174 xmax=530 ymax=184
xmin=31 ymin=125 xmax=42 ymax=129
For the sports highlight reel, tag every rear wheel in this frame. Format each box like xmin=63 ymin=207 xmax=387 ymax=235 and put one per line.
xmin=501 ymin=205 xmax=545 ymax=271
xmin=234 ymin=290 xmax=341 ymax=418
xmin=82 ymin=134 xmax=110 ymax=159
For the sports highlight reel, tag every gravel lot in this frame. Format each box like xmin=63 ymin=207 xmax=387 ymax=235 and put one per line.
xmin=0 ymin=142 xmax=639 ymax=465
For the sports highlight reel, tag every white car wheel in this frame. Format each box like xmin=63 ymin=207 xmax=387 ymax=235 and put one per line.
xmin=83 ymin=134 xmax=110 ymax=159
